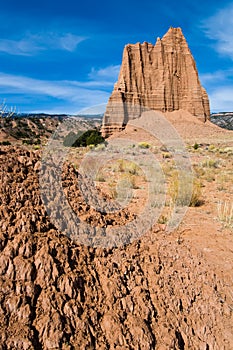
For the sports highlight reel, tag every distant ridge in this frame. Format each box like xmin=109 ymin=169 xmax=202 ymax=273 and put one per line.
xmin=211 ymin=112 xmax=233 ymax=130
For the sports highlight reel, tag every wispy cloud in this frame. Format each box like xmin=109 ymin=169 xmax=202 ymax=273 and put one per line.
xmin=0 ymin=64 xmax=120 ymax=113
xmin=0 ymin=70 xmax=112 ymax=113
xmin=209 ymin=87 xmax=233 ymax=112
xmin=199 ymin=67 xmax=233 ymax=112
xmin=88 ymin=65 xmax=120 ymax=81
xmin=0 ymin=32 xmax=86 ymax=56
xmin=200 ymin=69 xmax=233 ymax=85
xmin=59 ymin=33 xmax=85 ymax=52
xmin=202 ymin=3 xmax=233 ymax=59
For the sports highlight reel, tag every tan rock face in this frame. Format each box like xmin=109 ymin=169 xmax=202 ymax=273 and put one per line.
xmin=102 ymin=27 xmax=210 ymax=137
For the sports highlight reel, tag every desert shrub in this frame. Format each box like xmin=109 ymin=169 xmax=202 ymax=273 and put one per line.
xmin=216 ymin=173 xmax=231 ymax=191
xmin=202 ymin=169 xmax=216 ymax=182
xmin=208 ymin=144 xmax=217 ymax=152
xmin=95 ymin=172 xmax=106 ymax=182
xmin=94 ymin=143 xmax=106 ymax=151
xmin=160 ymin=145 xmax=169 ymax=152
xmin=88 ymin=144 xmax=95 ymax=150
xmin=202 ymin=159 xmax=219 ymax=168
xmin=217 ymin=201 xmax=233 ymax=229
xmin=22 ymin=137 xmax=41 ymax=145
xmin=162 ymin=152 xmax=172 ymax=159
xmin=86 ymin=130 xmax=105 ymax=146
xmin=138 ymin=141 xmax=150 ymax=149
xmin=14 ymin=130 xmax=30 ymax=139
xmin=219 ymin=147 xmax=233 ymax=155
xmin=193 ymin=164 xmax=205 ymax=177
xmin=127 ymin=162 xmax=140 ymax=175
xmin=0 ymin=140 xmax=11 ymax=145
xmin=22 ymin=139 xmax=33 ymax=145
xmin=73 ymin=130 xmax=104 ymax=147
xmin=157 ymin=215 xmax=168 ymax=224
xmin=33 ymin=145 xmax=40 ymax=150
xmin=115 ymin=159 xmax=141 ymax=175
xmin=63 ymin=130 xmax=104 ymax=147
xmin=189 ymin=180 xmax=203 ymax=207
xmin=63 ymin=131 xmax=78 ymax=147
xmin=193 ymin=142 xmax=199 ymax=150
xmin=170 ymin=171 xmax=203 ymax=207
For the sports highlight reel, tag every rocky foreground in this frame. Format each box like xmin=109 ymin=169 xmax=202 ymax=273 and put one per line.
xmin=0 ymin=146 xmax=232 ymax=349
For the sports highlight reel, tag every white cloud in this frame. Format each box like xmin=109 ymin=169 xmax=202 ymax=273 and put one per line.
xmin=209 ymin=87 xmax=233 ymax=112
xmin=0 ymin=32 xmax=86 ymax=56
xmin=199 ymin=70 xmax=230 ymax=85
xmin=202 ymin=3 xmax=233 ymax=59
xmin=59 ymin=33 xmax=85 ymax=52
xmin=88 ymin=65 xmax=120 ymax=81
xmin=0 ymin=65 xmax=120 ymax=113
xmin=0 ymin=72 xmax=110 ymax=112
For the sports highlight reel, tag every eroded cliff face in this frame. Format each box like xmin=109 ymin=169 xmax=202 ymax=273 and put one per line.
xmin=102 ymin=27 xmax=210 ymax=137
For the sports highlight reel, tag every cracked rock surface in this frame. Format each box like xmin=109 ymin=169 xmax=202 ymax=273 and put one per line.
xmin=0 ymin=146 xmax=232 ymax=349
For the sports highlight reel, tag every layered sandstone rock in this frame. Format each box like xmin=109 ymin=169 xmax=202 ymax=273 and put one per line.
xmin=102 ymin=27 xmax=210 ymax=137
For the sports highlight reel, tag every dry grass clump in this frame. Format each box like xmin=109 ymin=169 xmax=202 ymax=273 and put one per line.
xmin=114 ymin=159 xmax=142 ymax=176
xmin=108 ymin=173 xmax=138 ymax=200
xmin=95 ymin=172 xmax=106 ymax=182
xmin=169 ymin=171 xmax=203 ymax=207
xmin=217 ymin=201 xmax=233 ymax=230
xmin=162 ymin=152 xmax=172 ymax=159
xmin=202 ymin=168 xmax=217 ymax=182
xmin=138 ymin=141 xmax=151 ymax=149
xmin=216 ymin=172 xmax=232 ymax=191
xmin=202 ymin=158 xmax=219 ymax=168
xmin=208 ymin=144 xmax=217 ymax=152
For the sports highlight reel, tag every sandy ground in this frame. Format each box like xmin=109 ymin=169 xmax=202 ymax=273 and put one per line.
xmin=0 ymin=111 xmax=233 ymax=349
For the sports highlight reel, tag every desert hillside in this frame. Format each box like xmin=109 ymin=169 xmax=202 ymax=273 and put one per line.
xmin=0 ymin=113 xmax=233 ymax=348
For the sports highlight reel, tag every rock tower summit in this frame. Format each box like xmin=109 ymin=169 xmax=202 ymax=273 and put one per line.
xmin=101 ymin=27 xmax=210 ymax=137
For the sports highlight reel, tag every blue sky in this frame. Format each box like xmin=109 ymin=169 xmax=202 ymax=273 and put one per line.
xmin=0 ymin=0 xmax=233 ymax=114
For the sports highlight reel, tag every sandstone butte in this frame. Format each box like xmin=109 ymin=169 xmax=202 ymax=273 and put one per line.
xmin=101 ymin=27 xmax=210 ymax=137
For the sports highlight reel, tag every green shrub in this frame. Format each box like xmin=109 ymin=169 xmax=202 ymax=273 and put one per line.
xmin=94 ymin=143 xmax=106 ymax=151
xmin=0 ymin=140 xmax=11 ymax=145
xmin=63 ymin=131 xmax=79 ymax=147
xmin=65 ymin=129 xmax=105 ymax=147
xmin=22 ymin=139 xmax=33 ymax=145
xmin=86 ymin=131 xmax=104 ymax=146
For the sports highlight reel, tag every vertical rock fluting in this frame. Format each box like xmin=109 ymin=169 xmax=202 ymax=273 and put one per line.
xmin=101 ymin=27 xmax=210 ymax=137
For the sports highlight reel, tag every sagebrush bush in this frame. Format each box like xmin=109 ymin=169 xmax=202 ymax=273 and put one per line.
xmin=169 ymin=171 xmax=203 ymax=207
xmin=138 ymin=141 xmax=150 ymax=149
xmin=162 ymin=152 xmax=172 ymax=159
xmin=202 ymin=159 xmax=219 ymax=168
